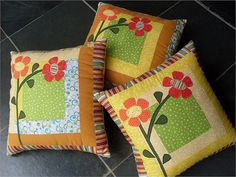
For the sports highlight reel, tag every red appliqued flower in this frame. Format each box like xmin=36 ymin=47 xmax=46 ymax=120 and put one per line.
xmin=128 ymin=17 xmax=152 ymax=36
xmin=119 ymin=97 xmax=150 ymax=127
xmin=11 ymin=56 xmax=31 ymax=79
xmin=98 ymin=6 xmax=120 ymax=21
xmin=42 ymin=57 xmax=66 ymax=82
xmin=163 ymin=71 xmax=193 ymax=99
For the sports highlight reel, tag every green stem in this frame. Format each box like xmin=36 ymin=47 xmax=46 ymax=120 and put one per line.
xmin=147 ymin=95 xmax=170 ymax=139
xmin=94 ymin=20 xmax=105 ymax=42
xmin=15 ymin=69 xmax=42 ymax=146
xmin=15 ymin=79 xmax=23 ymax=146
xmin=18 ymin=69 xmax=42 ymax=91
xmin=94 ymin=21 xmax=128 ymax=42
xmin=139 ymin=124 xmax=167 ymax=177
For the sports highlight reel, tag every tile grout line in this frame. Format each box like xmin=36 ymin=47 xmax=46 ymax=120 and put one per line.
xmin=158 ymin=1 xmax=182 ymax=16
xmin=110 ymin=153 xmax=133 ymax=173
xmin=0 ymin=27 xmax=20 ymax=52
xmin=214 ymin=62 xmax=235 ymax=82
xmin=195 ymin=0 xmax=236 ymax=31
xmin=98 ymin=155 xmax=116 ymax=177
xmin=5 ymin=2 xmax=65 ymax=40
xmin=82 ymin=0 xmax=96 ymax=13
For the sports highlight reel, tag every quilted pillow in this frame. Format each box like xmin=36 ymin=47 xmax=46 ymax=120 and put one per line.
xmin=95 ymin=41 xmax=236 ymax=176
xmin=7 ymin=41 xmax=109 ymax=157
xmin=86 ymin=2 xmax=186 ymax=85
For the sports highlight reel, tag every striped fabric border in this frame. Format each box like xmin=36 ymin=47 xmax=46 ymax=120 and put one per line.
xmin=7 ymin=41 xmax=110 ymax=157
xmin=92 ymin=41 xmax=109 ymax=157
xmin=95 ymin=41 xmax=195 ymax=176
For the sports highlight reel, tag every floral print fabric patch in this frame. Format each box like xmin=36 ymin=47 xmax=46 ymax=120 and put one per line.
xmin=95 ymin=41 xmax=235 ymax=177
xmin=8 ymin=42 xmax=110 ymax=157
xmin=86 ymin=2 xmax=186 ymax=85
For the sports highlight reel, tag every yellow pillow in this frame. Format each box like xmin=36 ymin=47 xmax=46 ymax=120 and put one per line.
xmin=95 ymin=41 xmax=235 ymax=176
xmin=86 ymin=2 xmax=186 ymax=85
xmin=8 ymin=41 xmax=109 ymax=157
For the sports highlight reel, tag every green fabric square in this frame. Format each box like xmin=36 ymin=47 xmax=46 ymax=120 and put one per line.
xmin=103 ymin=20 xmax=147 ymax=65
xmin=22 ymin=74 xmax=65 ymax=121
xmin=148 ymin=96 xmax=210 ymax=153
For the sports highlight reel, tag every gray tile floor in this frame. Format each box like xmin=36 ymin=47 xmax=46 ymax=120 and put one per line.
xmin=0 ymin=1 xmax=235 ymax=176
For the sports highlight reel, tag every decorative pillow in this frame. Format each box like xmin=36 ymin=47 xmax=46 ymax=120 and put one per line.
xmin=95 ymin=41 xmax=236 ymax=176
xmin=8 ymin=41 xmax=110 ymax=157
xmin=86 ymin=2 xmax=186 ymax=85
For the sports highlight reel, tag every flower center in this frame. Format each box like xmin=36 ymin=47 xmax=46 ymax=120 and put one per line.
xmin=15 ymin=62 xmax=25 ymax=71
xmin=136 ymin=21 xmax=144 ymax=30
xmin=103 ymin=10 xmax=115 ymax=17
xmin=171 ymin=79 xmax=187 ymax=90
xmin=50 ymin=63 xmax=58 ymax=75
xmin=126 ymin=106 xmax=142 ymax=118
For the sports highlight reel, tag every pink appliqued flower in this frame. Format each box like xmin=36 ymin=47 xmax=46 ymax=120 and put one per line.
xmin=163 ymin=71 xmax=193 ymax=99
xmin=119 ymin=97 xmax=150 ymax=127
xmin=42 ymin=57 xmax=66 ymax=82
xmin=128 ymin=17 xmax=152 ymax=36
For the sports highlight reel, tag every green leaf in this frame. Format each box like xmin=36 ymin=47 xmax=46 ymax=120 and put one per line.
xmin=155 ymin=115 xmax=168 ymax=125
xmin=32 ymin=63 xmax=39 ymax=73
xmin=19 ymin=111 xmax=26 ymax=119
xmin=88 ymin=34 xmax=94 ymax=42
xmin=143 ymin=149 xmax=155 ymax=158
xmin=162 ymin=154 xmax=171 ymax=164
xmin=110 ymin=28 xmax=119 ymax=34
xmin=27 ymin=79 xmax=34 ymax=88
xmin=11 ymin=96 xmax=16 ymax=105
xmin=154 ymin=91 xmax=163 ymax=104
xmin=118 ymin=18 xmax=127 ymax=24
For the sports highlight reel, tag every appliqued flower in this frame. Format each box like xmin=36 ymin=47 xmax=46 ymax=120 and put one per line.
xmin=119 ymin=97 xmax=150 ymax=127
xmin=163 ymin=71 xmax=193 ymax=99
xmin=128 ymin=17 xmax=152 ymax=36
xmin=11 ymin=56 xmax=31 ymax=79
xmin=42 ymin=57 xmax=66 ymax=82
xmin=98 ymin=6 xmax=120 ymax=21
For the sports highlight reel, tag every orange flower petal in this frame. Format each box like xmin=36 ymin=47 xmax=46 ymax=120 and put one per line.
xmin=13 ymin=71 xmax=20 ymax=79
xmin=20 ymin=66 xmax=28 ymax=77
xmin=124 ymin=97 xmax=136 ymax=108
xmin=108 ymin=15 xmax=117 ymax=21
xmin=15 ymin=56 xmax=23 ymax=63
xmin=138 ymin=110 xmax=150 ymax=123
xmin=11 ymin=64 xmax=16 ymax=73
xmin=128 ymin=117 xmax=140 ymax=127
xmin=22 ymin=56 xmax=31 ymax=65
xmin=119 ymin=109 xmax=128 ymax=121
xmin=137 ymin=98 xmax=149 ymax=109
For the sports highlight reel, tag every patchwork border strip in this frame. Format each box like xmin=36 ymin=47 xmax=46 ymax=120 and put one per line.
xmin=8 ymin=41 xmax=110 ymax=157
xmin=95 ymin=41 xmax=195 ymax=176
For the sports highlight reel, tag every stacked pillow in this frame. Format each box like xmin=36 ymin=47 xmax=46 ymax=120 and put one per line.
xmin=86 ymin=2 xmax=186 ymax=85
xmin=6 ymin=2 xmax=235 ymax=177
xmin=8 ymin=41 xmax=109 ymax=157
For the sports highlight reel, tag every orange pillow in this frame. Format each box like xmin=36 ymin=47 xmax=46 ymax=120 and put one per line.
xmin=7 ymin=41 xmax=109 ymax=157
xmin=86 ymin=2 xmax=186 ymax=85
